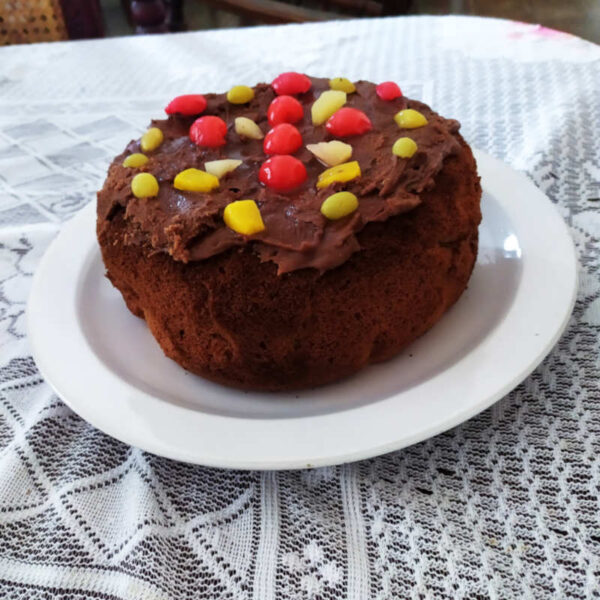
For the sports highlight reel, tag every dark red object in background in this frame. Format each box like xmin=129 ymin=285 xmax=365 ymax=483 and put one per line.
xmin=58 ymin=0 xmax=104 ymax=39
xmin=129 ymin=0 xmax=168 ymax=33
xmin=122 ymin=0 xmax=184 ymax=34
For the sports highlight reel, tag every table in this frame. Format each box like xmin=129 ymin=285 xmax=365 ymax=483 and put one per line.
xmin=0 ymin=15 xmax=599 ymax=599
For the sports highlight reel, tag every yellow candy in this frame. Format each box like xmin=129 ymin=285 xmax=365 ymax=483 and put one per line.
xmin=320 ymin=191 xmax=358 ymax=220
xmin=223 ymin=199 xmax=265 ymax=236
xmin=122 ymin=153 xmax=148 ymax=168
xmin=394 ymin=109 xmax=428 ymax=129
xmin=317 ymin=161 xmax=361 ymax=189
xmin=140 ymin=127 xmax=164 ymax=152
xmin=131 ymin=173 xmax=159 ymax=198
xmin=174 ymin=168 xmax=219 ymax=193
xmin=306 ymin=141 xmax=352 ymax=167
xmin=204 ymin=159 xmax=242 ymax=179
xmin=235 ymin=116 xmax=264 ymax=140
xmin=311 ymin=90 xmax=347 ymax=126
xmin=227 ymin=85 xmax=255 ymax=105
xmin=392 ymin=137 xmax=418 ymax=158
xmin=329 ymin=77 xmax=356 ymax=94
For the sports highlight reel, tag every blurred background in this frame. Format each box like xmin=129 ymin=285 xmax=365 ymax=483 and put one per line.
xmin=1 ymin=0 xmax=599 ymax=46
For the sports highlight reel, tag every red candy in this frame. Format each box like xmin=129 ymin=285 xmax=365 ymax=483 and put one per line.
xmin=271 ymin=72 xmax=312 ymax=96
xmin=376 ymin=82 xmax=402 ymax=101
xmin=325 ymin=108 xmax=372 ymax=137
xmin=189 ymin=116 xmax=227 ymax=147
xmin=259 ymin=155 xmax=307 ymax=191
xmin=268 ymin=95 xmax=303 ymax=126
xmin=165 ymin=94 xmax=207 ymax=116
xmin=263 ymin=124 xmax=302 ymax=155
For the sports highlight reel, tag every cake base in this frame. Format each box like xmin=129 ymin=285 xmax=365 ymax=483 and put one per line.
xmin=98 ymin=139 xmax=481 ymax=391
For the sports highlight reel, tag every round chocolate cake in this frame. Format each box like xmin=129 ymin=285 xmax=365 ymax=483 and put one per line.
xmin=97 ymin=74 xmax=481 ymax=391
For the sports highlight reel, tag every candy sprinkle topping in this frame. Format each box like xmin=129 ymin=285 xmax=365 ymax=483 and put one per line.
xmin=204 ymin=159 xmax=242 ymax=179
xmin=325 ymin=108 xmax=372 ymax=137
xmin=320 ymin=191 xmax=358 ymax=220
xmin=311 ymin=90 xmax=347 ymax=126
xmin=263 ymin=124 xmax=302 ymax=155
xmin=122 ymin=153 xmax=148 ymax=168
xmin=131 ymin=172 xmax=159 ymax=198
xmin=329 ymin=77 xmax=356 ymax=94
xmin=267 ymin=95 xmax=303 ymax=126
xmin=174 ymin=168 xmax=219 ymax=193
xmin=306 ymin=141 xmax=353 ymax=167
xmin=235 ymin=116 xmax=264 ymax=140
xmin=316 ymin=161 xmax=361 ymax=189
xmin=394 ymin=109 xmax=428 ymax=129
xmin=271 ymin=72 xmax=312 ymax=96
xmin=190 ymin=116 xmax=227 ymax=147
xmin=376 ymin=82 xmax=402 ymax=101
xmin=165 ymin=94 xmax=207 ymax=115
xmin=227 ymin=85 xmax=255 ymax=105
xmin=224 ymin=199 xmax=265 ymax=235
xmin=392 ymin=137 xmax=418 ymax=158
xmin=140 ymin=127 xmax=163 ymax=152
xmin=259 ymin=155 xmax=307 ymax=191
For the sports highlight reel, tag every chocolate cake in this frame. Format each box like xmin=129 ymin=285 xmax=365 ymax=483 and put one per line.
xmin=97 ymin=74 xmax=481 ymax=391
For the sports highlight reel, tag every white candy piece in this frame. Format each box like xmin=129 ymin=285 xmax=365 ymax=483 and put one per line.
xmin=204 ymin=159 xmax=243 ymax=179
xmin=306 ymin=141 xmax=353 ymax=167
xmin=234 ymin=117 xmax=264 ymax=140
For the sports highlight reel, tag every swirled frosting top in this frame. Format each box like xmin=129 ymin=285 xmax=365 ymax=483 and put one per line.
xmin=97 ymin=76 xmax=462 ymax=274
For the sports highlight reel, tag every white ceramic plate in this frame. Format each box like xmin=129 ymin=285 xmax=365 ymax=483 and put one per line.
xmin=28 ymin=150 xmax=577 ymax=470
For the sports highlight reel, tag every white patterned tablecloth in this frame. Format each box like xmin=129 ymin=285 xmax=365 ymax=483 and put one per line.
xmin=0 ymin=15 xmax=599 ymax=600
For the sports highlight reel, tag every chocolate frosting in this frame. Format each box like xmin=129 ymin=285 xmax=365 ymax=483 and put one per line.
xmin=97 ymin=77 xmax=462 ymax=274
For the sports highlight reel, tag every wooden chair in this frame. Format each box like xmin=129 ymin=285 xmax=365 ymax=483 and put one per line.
xmin=0 ymin=0 xmax=104 ymax=45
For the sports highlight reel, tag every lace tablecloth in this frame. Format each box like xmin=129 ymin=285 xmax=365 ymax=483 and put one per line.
xmin=1 ymin=15 xmax=599 ymax=599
